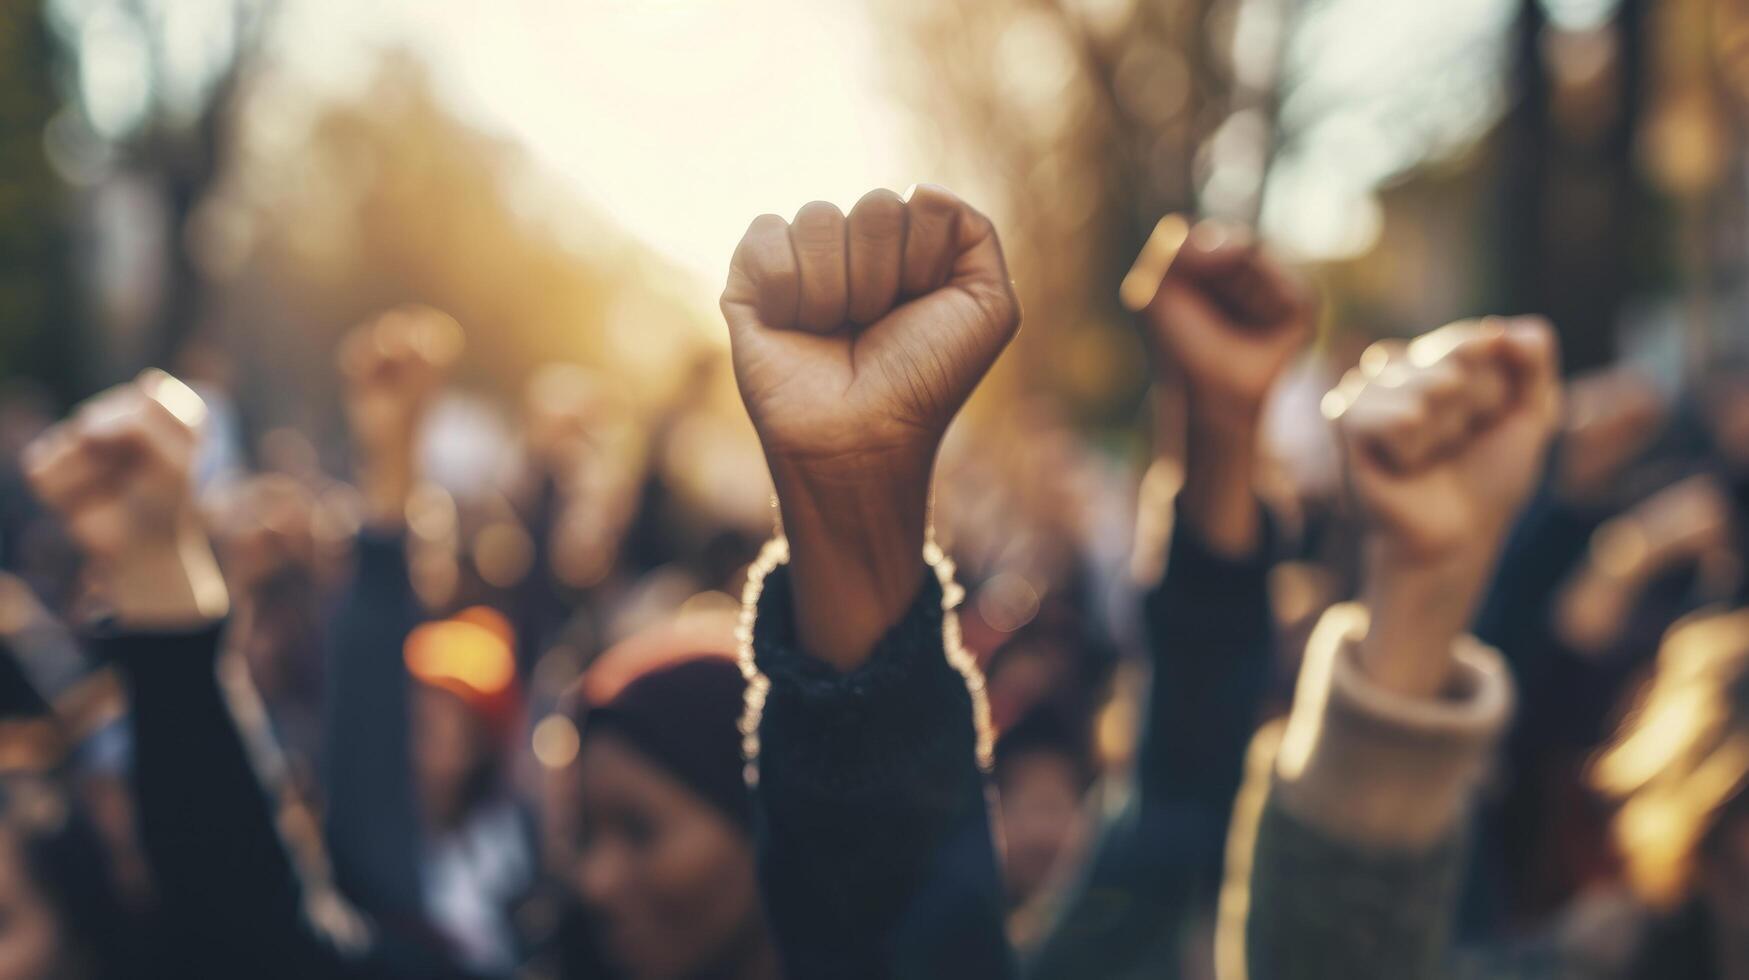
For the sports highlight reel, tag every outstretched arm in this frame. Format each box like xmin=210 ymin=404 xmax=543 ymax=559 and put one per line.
xmin=724 ymin=186 xmax=1022 ymax=979
xmin=27 ymin=374 xmax=330 ymax=975
xmin=25 ymin=373 xmax=473 ymax=980
xmin=1030 ymin=219 xmax=1311 ymax=975
xmin=1235 ymin=318 xmax=1561 ymax=980
xmin=324 ymin=308 xmax=460 ymax=924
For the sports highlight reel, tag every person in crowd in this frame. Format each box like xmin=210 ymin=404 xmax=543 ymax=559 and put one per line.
xmin=1228 ymin=315 xmax=1591 ymax=978
xmin=327 ymin=308 xmax=777 ymax=980
xmin=25 ymin=231 xmax=1003 ymax=980
xmin=24 ymin=372 xmax=482 ymax=979
xmin=719 ymin=192 xmax=1313 ymax=979
xmin=1233 ymin=324 xmax=1749 ymax=979
xmin=324 ymin=309 xmax=537 ymax=975
xmin=559 ymin=654 xmax=778 ymax=980
xmin=1023 ymin=215 xmax=1311 ymax=978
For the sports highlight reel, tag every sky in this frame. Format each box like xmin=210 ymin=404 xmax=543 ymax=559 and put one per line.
xmin=265 ymin=0 xmax=931 ymax=284
xmin=59 ymin=0 xmax=1554 ymax=284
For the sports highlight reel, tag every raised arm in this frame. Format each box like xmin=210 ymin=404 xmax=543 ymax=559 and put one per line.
xmin=1029 ymin=219 xmax=1312 ymax=974
xmin=1236 ymin=318 xmax=1561 ymax=980
xmin=723 ymin=186 xmax=1021 ymax=978
xmin=324 ymin=308 xmax=461 ymax=924
xmin=24 ymin=374 xmax=330 ymax=975
xmin=27 ymin=374 xmax=483 ymax=980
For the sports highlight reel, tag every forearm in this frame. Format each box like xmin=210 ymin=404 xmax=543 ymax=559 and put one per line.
xmin=1026 ymin=500 xmax=1276 ymax=973
xmin=323 ymin=530 xmax=425 ymax=919
xmin=1359 ymin=546 xmax=1495 ymax=700
xmin=1140 ymin=499 xmax=1276 ymax=810
xmin=1238 ymin=604 xmax=1512 ymax=980
xmin=768 ymin=450 xmax=930 ymax=673
xmin=357 ymin=441 xmax=417 ymax=532
xmin=106 ymin=624 xmax=315 ymax=962
xmin=1242 ymin=778 xmax=1470 ymax=980
xmin=104 ymin=516 xmax=230 ymax=628
xmin=1177 ymin=403 xmax=1263 ymax=559
xmin=751 ymin=559 xmax=1014 ymax=980
xmin=1275 ymin=603 xmax=1512 ymax=849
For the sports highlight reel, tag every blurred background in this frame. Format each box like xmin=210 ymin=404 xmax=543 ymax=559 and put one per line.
xmin=5 ymin=0 xmax=1749 ymax=971
xmin=7 ymin=0 xmax=1742 ymax=424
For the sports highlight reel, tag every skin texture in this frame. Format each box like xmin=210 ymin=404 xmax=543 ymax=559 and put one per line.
xmin=22 ymin=375 xmax=228 ymax=630
xmin=573 ymin=735 xmax=773 ymax=980
xmin=1132 ymin=217 xmax=1313 ymax=558
xmin=339 ymin=307 xmax=463 ymax=528
xmin=1328 ymin=317 xmax=1562 ymax=698
xmin=722 ymin=185 xmax=1020 ymax=671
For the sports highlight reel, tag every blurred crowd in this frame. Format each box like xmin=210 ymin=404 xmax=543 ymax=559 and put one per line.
xmin=3 ymin=194 xmax=1749 ymax=980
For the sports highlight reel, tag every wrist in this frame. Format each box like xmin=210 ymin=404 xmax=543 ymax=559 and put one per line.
xmin=1357 ymin=541 xmax=1493 ymax=698
xmin=767 ymin=448 xmax=933 ymax=672
xmin=106 ymin=515 xmax=230 ymax=629
xmin=1177 ymin=403 xmax=1262 ymax=559
xmin=357 ymin=448 xmax=416 ymax=529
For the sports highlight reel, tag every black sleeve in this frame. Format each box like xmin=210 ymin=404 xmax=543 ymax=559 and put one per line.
xmin=750 ymin=562 xmax=1018 ymax=980
xmin=1471 ymin=482 xmax=1604 ymax=686
xmin=323 ymin=530 xmax=427 ymax=925
xmin=105 ymin=623 xmax=354 ymax=978
xmin=1027 ymin=504 xmax=1277 ymax=977
xmin=106 ymin=623 xmax=487 ymax=980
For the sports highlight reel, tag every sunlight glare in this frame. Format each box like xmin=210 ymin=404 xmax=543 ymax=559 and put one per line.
xmin=270 ymin=0 xmax=926 ymax=294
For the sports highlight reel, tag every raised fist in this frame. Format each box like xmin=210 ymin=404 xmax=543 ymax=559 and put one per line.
xmin=1327 ymin=317 xmax=1561 ymax=695
xmin=1329 ymin=317 xmax=1561 ymax=565
xmin=1123 ymin=216 xmax=1313 ymax=426
xmin=721 ymin=185 xmax=1019 ymax=669
xmin=339 ymin=306 xmax=463 ymax=523
xmin=23 ymin=371 xmax=227 ymax=625
xmin=339 ymin=306 xmax=463 ymax=459
xmin=722 ymin=185 xmax=1019 ymax=475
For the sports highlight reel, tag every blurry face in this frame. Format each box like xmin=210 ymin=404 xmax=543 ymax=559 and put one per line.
xmin=0 ymin=831 xmax=68 ymax=980
xmin=997 ymin=751 xmax=1088 ymax=905
xmin=412 ymin=686 xmax=488 ymax=830
xmin=574 ymin=734 xmax=765 ymax=980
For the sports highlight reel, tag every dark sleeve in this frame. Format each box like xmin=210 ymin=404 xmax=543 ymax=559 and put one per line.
xmin=323 ymin=530 xmax=426 ymax=924
xmin=751 ymin=563 xmax=1018 ymax=980
xmin=1026 ymin=505 xmax=1277 ymax=977
xmin=1472 ymin=482 xmax=1604 ymax=684
xmin=1245 ymin=793 xmax=1466 ymax=980
xmin=106 ymin=623 xmax=486 ymax=980
xmin=104 ymin=623 xmax=353 ymax=978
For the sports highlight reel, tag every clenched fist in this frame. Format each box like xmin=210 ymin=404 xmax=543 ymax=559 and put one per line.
xmin=722 ymin=186 xmax=1019 ymax=669
xmin=723 ymin=185 xmax=1019 ymax=467
xmin=339 ymin=307 xmax=463 ymax=524
xmin=1123 ymin=216 xmax=1313 ymax=558
xmin=24 ymin=371 xmax=228 ymax=627
xmin=1124 ymin=216 xmax=1313 ymax=428
xmin=1327 ymin=317 xmax=1561 ymax=695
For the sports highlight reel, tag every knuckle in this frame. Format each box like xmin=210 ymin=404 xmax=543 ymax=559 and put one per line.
xmin=792 ymin=200 xmax=845 ymax=232
xmin=849 ymin=195 xmax=905 ymax=242
xmin=745 ymin=212 xmax=788 ymax=239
